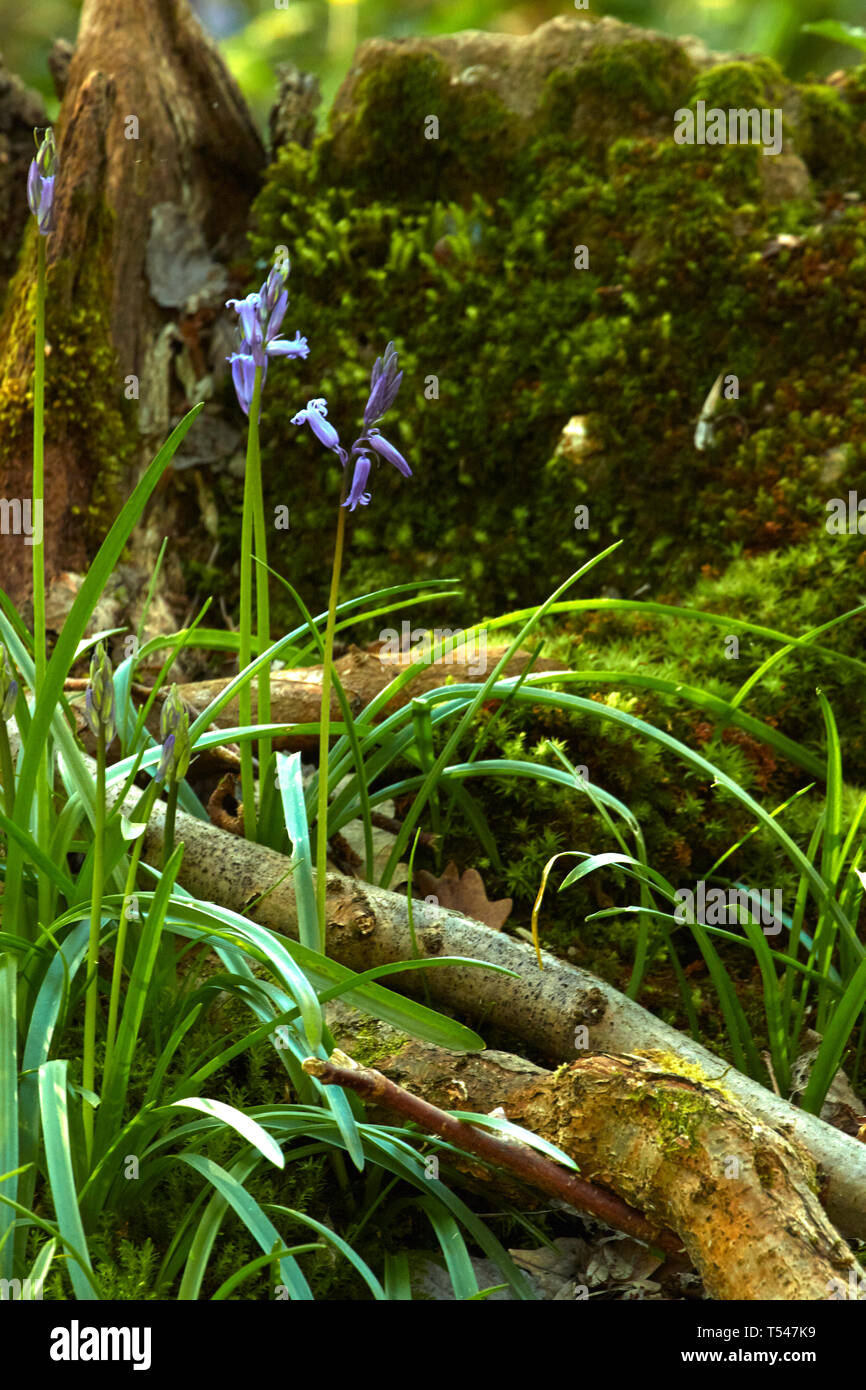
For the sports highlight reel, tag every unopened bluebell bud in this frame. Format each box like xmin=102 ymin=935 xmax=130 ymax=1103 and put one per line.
xmin=83 ymin=642 xmax=116 ymax=746
xmin=27 ymin=127 xmax=58 ymax=236
xmin=0 ymin=646 xmax=18 ymax=722
xmin=158 ymin=685 xmax=191 ymax=783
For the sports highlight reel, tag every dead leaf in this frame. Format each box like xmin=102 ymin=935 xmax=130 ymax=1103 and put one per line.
xmin=415 ymin=861 xmax=512 ymax=931
xmin=207 ymin=772 xmax=243 ymax=835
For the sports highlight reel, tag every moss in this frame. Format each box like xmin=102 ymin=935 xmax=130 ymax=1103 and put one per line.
xmin=347 ymin=1016 xmax=410 ymax=1069
xmin=797 ymin=74 xmax=866 ymax=187
xmin=690 ymin=58 xmax=788 ymax=113
xmin=320 ymin=51 xmax=521 ymax=205
xmin=242 ymin=42 xmax=866 ymax=636
xmin=534 ymin=37 xmax=696 ymax=165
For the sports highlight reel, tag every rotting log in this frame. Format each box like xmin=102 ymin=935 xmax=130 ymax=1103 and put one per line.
xmin=306 ymin=1043 xmax=865 ymax=1300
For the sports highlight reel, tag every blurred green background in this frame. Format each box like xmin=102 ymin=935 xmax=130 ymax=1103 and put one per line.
xmin=3 ymin=0 xmax=865 ymax=131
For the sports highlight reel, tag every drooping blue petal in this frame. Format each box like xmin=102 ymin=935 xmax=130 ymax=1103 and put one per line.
xmin=292 ymin=399 xmax=341 ymax=450
xmin=367 ymin=429 xmax=411 ymax=476
xmin=156 ymin=733 xmax=176 ymax=785
xmin=343 ymin=453 xmax=372 ymax=511
xmin=266 ymin=332 xmax=309 ymax=361
xmin=27 ymin=129 xmax=58 ymax=236
xmin=228 ymin=352 xmax=257 ymax=416
xmin=226 ymin=292 xmax=262 ymax=346
xmin=264 ymin=260 xmax=289 ymax=314
xmin=265 ymin=288 xmax=288 ymax=341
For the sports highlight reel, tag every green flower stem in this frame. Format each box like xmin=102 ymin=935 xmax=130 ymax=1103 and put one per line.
xmin=33 ymin=235 xmax=46 ymax=695
xmin=315 ymin=482 xmax=348 ymax=949
xmin=33 ymin=233 xmax=51 ymax=932
xmin=163 ymin=779 xmax=179 ymax=870
xmin=104 ymin=780 xmax=160 ymax=1076
xmin=83 ymin=726 xmax=106 ymax=1165
xmin=238 ymin=366 xmax=265 ymax=841
xmin=0 ymin=721 xmax=14 ymax=818
xmin=249 ymin=386 xmax=273 ymax=814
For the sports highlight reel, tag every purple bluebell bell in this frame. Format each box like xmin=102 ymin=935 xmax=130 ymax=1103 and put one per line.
xmin=226 ymin=256 xmax=308 ymax=415
xmin=27 ymin=128 xmax=57 ymax=236
xmin=291 ymin=344 xmax=411 ymax=512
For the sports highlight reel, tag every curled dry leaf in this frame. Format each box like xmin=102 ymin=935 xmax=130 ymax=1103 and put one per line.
xmin=415 ymin=860 xmax=512 ymax=932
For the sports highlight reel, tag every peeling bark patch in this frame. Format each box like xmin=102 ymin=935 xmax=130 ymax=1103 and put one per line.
xmin=573 ymin=987 xmax=608 ymax=1026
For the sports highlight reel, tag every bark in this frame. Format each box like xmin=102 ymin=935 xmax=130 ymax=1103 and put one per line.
xmin=0 ymin=0 xmax=264 ymax=611
xmin=314 ymin=1034 xmax=863 ymax=1300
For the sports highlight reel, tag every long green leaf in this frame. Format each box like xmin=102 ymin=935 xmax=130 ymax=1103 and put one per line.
xmin=37 ymin=1059 xmax=97 ymax=1299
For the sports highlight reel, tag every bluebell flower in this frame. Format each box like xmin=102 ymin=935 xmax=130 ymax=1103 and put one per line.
xmin=27 ymin=128 xmax=57 ymax=236
xmin=291 ymin=398 xmax=342 ymax=452
xmin=291 ymin=344 xmax=411 ymax=511
xmin=226 ymin=255 xmax=308 ymax=414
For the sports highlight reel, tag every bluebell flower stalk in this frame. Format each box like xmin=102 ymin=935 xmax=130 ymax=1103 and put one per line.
xmin=291 ymin=344 xmax=411 ymax=939
xmin=226 ymin=257 xmax=309 ymax=839
xmin=29 ymin=128 xmax=57 ymax=935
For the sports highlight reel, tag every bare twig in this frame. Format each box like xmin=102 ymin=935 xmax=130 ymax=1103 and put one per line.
xmin=302 ymin=1049 xmax=688 ymax=1261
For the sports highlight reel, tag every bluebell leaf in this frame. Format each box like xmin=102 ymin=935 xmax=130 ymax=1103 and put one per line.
xmin=368 ymin=429 xmax=411 ymax=477
xmin=343 ymin=453 xmax=372 ymax=511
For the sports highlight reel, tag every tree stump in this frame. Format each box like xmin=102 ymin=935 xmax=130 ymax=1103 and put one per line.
xmin=0 ymin=0 xmax=264 ymax=631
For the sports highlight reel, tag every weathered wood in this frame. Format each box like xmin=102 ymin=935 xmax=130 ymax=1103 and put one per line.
xmin=320 ymin=1031 xmax=863 ymax=1299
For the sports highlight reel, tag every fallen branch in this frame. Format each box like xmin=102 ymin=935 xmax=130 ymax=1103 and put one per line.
xmin=308 ymin=1037 xmax=864 ymax=1299
xmin=302 ymin=1048 xmax=688 ymax=1263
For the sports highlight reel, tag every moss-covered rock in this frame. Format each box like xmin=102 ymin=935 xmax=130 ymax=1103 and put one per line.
xmin=245 ymin=15 xmax=866 ymax=630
